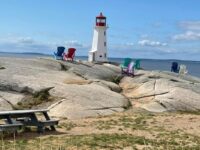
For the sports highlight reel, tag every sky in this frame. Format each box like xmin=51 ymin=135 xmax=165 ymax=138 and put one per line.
xmin=0 ymin=0 xmax=200 ymax=60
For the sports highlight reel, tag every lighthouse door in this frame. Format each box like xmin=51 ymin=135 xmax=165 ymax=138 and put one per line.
xmin=92 ymin=52 xmax=95 ymax=61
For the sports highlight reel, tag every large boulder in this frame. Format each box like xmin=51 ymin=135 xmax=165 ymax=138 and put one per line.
xmin=0 ymin=57 xmax=129 ymax=119
xmin=48 ymin=83 xmax=129 ymax=119
xmin=120 ymin=70 xmax=200 ymax=112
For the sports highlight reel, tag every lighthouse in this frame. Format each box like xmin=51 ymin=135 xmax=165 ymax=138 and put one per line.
xmin=88 ymin=12 xmax=108 ymax=62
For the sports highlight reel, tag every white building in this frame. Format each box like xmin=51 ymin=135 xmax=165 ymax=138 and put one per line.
xmin=88 ymin=13 xmax=108 ymax=62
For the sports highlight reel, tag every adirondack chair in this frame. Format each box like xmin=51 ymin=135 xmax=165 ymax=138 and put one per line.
xmin=63 ymin=48 xmax=76 ymax=61
xmin=179 ymin=64 xmax=188 ymax=75
xmin=171 ymin=62 xmax=179 ymax=73
xmin=134 ymin=59 xmax=141 ymax=69
xmin=54 ymin=46 xmax=65 ymax=60
xmin=120 ymin=58 xmax=132 ymax=74
xmin=127 ymin=61 xmax=135 ymax=76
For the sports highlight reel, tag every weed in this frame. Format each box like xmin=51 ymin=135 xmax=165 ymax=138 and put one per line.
xmin=0 ymin=66 xmax=5 ymax=70
xmin=14 ymin=87 xmax=54 ymax=109
xmin=60 ymin=122 xmax=77 ymax=131
xmin=110 ymin=75 xmax=123 ymax=84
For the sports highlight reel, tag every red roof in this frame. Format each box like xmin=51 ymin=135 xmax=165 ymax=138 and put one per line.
xmin=96 ymin=12 xmax=106 ymax=19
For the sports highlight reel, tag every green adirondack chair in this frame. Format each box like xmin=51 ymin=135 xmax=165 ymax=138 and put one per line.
xmin=120 ymin=58 xmax=132 ymax=74
xmin=134 ymin=59 xmax=141 ymax=69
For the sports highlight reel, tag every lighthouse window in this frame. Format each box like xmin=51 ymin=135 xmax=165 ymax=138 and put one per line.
xmin=104 ymin=42 xmax=106 ymax=47
xmin=104 ymin=31 xmax=106 ymax=36
xmin=101 ymin=19 xmax=105 ymax=23
xmin=104 ymin=53 xmax=107 ymax=58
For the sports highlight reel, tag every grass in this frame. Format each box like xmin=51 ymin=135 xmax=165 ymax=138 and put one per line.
xmin=58 ymin=122 xmax=77 ymax=131
xmin=0 ymin=66 xmax=5 ymax=70
xmin=13 ymin=87 xmax=55 ymax=109
xmin=1 ymin=133 xmax=200 ymax=150
xmin=178 ymin=110 xmax=200 ymax=115
xmin=95 ymin=120 xmax=117 ymax=130
xmin=110 ymin=75 xmax=123 ymax=84
xmin=1 ymin=111 xmax=200 ymax=149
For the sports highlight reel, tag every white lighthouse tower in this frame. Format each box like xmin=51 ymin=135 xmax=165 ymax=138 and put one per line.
xmin=88 ymin=12 xmax=108 ymax=62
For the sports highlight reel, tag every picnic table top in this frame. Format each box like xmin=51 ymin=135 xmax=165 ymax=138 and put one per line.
xmin=0 ymin=109 xmax=49 ymax=115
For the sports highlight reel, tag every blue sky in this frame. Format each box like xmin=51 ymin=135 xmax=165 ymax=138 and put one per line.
xmin=0 ymin=0 xmax=200 ymax=60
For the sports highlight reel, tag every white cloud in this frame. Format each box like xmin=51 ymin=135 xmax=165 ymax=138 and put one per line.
xmin=110 ymin=34 xmax=131 ymax=40
xmin=179 ymin=21 xmax=200 ymax=30
xmin=0 ymin=36 xmax=55 ymax=53
xmin=0 ymin=36 xmax=89 ymax=54
xmin=109 ymin=42 xmax=135 ymax=51
xmin=64 ymin=40 xmax=85 ymax=48
xmin=125 ymin=42 xmax=134 ymax=46
xmin=0 ymin=36 xmax=38 ymax=45
xmin=173 ymin=31 xmax=200 ymax=41
xmin=138 ymin=39 xmax=167 ymax=47
xmin=16 ymin=37 xmax=34 ymax=44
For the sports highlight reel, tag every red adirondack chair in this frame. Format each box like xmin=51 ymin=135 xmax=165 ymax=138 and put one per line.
xmin=63 ymin=48 xmax=76 ymax=61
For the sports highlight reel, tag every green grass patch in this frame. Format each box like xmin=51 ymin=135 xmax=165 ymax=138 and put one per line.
xmin=2 ymin=133 xmax=200 ymax=149
xmin=118 ymin=114 xmax=152 ymax=130
xmin=94 ymin=119 xmax=118 ymax=130
xmin=178 ymin=110 xmax=200 ymax=115
xmin=110 ymin=75 xmax=123 ymax=84
xmin=59 ymin=122 xmax=77 ymax=131
xmin=0 ymin=66 xmax=5 ymax=70
xmin=13 ymin=87 xmax=54 ymax=109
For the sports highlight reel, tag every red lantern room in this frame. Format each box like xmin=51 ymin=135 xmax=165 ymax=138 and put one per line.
xmin=96 ymin=12 xmax=106 ymax=26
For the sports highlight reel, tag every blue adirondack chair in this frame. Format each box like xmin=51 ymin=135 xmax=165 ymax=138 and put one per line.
xmin=171 ymin=62 xmax=179 ymax=73
xmin=54 ymin=46 xmax=65 ymax=60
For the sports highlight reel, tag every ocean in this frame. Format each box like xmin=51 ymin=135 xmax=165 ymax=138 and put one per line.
xmin=0 ymin=52 xmax=200 ymax=77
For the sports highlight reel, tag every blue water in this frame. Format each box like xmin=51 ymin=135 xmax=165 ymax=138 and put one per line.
xmin=75 ymin=56 xmax=200 ymax=77
xmin=0 ymin=53 xmax=200 ymax=77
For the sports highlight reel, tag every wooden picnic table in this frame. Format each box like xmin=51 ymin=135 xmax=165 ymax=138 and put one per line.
xmin=0 ymin=109 xmax=59 ymax=133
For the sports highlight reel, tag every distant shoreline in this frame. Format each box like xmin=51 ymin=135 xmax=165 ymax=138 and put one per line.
xmin=0 ymin=52 xmax=200 ymax=62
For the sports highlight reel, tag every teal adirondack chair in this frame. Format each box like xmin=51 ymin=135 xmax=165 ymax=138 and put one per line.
xmin=134 ymin=59 xmax=141 ymax=69
xmin=120 ymin=58 xmax=132 ymax=74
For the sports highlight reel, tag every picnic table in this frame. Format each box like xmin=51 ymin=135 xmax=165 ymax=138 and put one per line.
xmin=0 ymin=109 xmax=59 ymax=133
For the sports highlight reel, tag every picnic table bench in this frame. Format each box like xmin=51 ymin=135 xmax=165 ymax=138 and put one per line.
xmin=0 ymin=109 xmax=59 ymax=133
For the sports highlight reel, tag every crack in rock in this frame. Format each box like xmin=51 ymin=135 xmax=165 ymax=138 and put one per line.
xmin=122 ymin=81 xmax=150 ymax=91
xmin=155 ymin=100 xmax=168 ymax=109
xmin=154 ymin=79 xmax=156 ymax=91
xmin=85 ymin=106 xmax=122 ymax=111
xmin=0 ymin=95 xmax=14 ymax=108
xmin=59 ymin=62 xmax=70 ymax=71
xmin=148 ymin=76 xmax=161 ymax=79
xmin=48 ymin=99 xmax=66 ymax=110
xmin=0 ymin=83 xmax=34 ymax=94
xmin=71 ymin=71 xmax=88 ymax=80
xmin=133 ymin=92 xmax=169 ymax=99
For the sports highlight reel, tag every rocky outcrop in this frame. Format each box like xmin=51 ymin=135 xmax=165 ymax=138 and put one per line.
xmin=49 ymin=83 xmax=129 ymax=119
xmin=120 ymin=70 xmax=200 ymax=112
xmin=1 ymin=57 xmax=200 ymax=118
xmin=0 ymin=57 xmax=129 ymax=119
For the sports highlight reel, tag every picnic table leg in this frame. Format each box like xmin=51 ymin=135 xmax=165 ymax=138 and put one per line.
xmin=43 ymin=112 xmax=56 ymax=131
xmin=4 ymin=115 xmax=19 ymax=135
xmin=5 ymin=115 xmax=13 ymax=124
xmin=30 ymin=114 xmax=44 ymax=133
